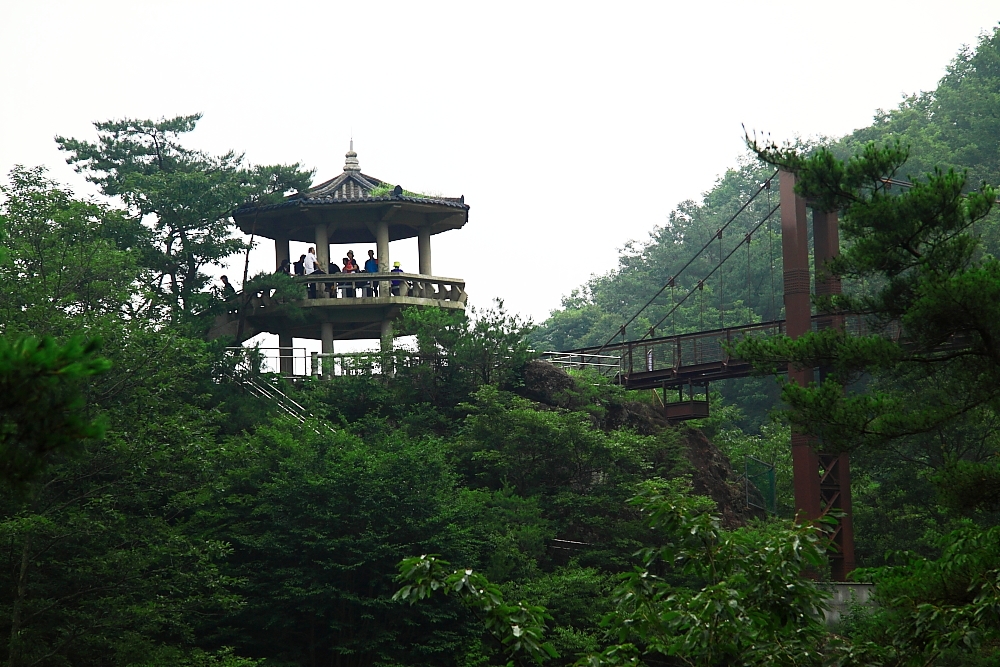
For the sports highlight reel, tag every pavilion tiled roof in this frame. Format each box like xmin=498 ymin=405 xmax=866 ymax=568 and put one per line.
xmin=233 ymin=142 xmax=467 ymax=216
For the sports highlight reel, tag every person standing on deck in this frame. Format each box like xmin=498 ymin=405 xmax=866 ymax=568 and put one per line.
xmin=364 ymin=250 xmax=378 ymax=273
xmin=341 ymin=256 xmax=358 ymax=297
xmin=220 ymin=275 xmax=237 ymax=313
xmin=364 ymin=249 xmax=379 ymax=296
xmin=304 ymin=247 xmax=318 ymax=275
xmin=390 ymin=261 xmax=404 ymax=296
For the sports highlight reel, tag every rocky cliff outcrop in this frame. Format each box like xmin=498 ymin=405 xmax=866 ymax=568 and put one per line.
xmin=517 ymin=360 xmax=760 ymax=527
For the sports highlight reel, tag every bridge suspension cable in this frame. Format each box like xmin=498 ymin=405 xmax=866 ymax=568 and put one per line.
xmin=595 ymin=170 xmax=779 ymax=354
xmin=639 ymin=202 xmax=780 ymax=341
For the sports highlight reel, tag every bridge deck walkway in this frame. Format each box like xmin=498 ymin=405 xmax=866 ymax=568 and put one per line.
xmin=548 ymin=314 xmax=876 ymax=391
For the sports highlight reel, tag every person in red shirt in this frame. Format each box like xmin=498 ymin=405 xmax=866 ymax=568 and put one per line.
xmin=341 ymin=256 xmax=358 ymax=296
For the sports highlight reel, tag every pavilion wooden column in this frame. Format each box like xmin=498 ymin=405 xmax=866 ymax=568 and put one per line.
xmin=376 ymin=220 xmax=390 ymax=296
xmin=779 ymin=171 xmax=822 ymax=524
xmin=274 ymin=235 xmax=290 ymax=271
xmin=315 ymin=224 xmax=329 ymax=271
xmin=279 ymin=333 xmax=293 ymax=376
xmin=418 ymin=227 xmax=432 ymax=275
xmin=813 ymin=208 xmax=855 ymax=580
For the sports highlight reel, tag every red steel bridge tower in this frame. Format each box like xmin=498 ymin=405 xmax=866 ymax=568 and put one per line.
xmin=779 ymin=170 xmax=855 ymax=580
xmin=547 ymin=169 xmax=856 ymax=580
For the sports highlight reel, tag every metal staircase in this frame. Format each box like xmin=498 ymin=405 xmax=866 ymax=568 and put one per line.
xmin=221 ymin=348 xmax=334 ymax=432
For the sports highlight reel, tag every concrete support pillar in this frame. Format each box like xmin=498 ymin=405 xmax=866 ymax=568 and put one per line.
xmin=380 ymin=319 xmax=393 ymax=353
xmin=779 ymin=171 xmax=821 ymax=525
xmin=315 ymin=224 xmax=329 ymax=271
xmin=321 ymin=322 xmax=333 ymax=379
xmin=418 ymin=227 xmax=432 ymax=275
xmin=376 ymin=220 xmax=390 ymax=296
xmin=275 ymin=235 xmax=290 ymax=271
xmin=321 ymin=322 xmax=333 ymax=354
xmin=278 ymin=333 xmax=293 ymax=376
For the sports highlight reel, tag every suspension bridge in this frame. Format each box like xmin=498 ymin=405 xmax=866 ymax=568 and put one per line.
xmin=540 ymin=169 xmax=859 ymax=580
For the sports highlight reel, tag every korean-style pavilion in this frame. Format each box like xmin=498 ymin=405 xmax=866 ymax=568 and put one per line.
xmin=208 ymin=143 xmax=469 ymax=374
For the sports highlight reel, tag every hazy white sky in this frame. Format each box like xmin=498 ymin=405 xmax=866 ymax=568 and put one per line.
xmin=2 ymin=1 xmax=998 ymax=336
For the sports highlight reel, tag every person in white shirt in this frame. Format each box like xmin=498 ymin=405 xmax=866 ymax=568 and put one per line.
xmin=303 ymin=247 xmax=318 ymax=274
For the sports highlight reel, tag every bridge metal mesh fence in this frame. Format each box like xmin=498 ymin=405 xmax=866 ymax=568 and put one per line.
xmin=745 ymin=456 xmax=777 ymax=514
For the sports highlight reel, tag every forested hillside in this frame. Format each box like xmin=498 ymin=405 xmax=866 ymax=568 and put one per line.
xmin=0 ymin=157 xmax=786 ymax=665
xmin=1 ymin=27 xmax=999 ymax=667
xmin=535 ymin=26 xmax=1000 ymax=566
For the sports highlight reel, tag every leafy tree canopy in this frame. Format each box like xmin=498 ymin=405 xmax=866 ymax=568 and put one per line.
xmin=56 ymin=114 xmax=313 ymax=319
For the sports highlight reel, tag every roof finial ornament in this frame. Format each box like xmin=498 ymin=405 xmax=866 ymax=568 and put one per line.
xmin=344 ymin=139 xmax=360 ymax=173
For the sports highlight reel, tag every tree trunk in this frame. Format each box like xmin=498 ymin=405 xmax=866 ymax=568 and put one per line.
xmin=8 ymin=537 xmax=31 ymax=667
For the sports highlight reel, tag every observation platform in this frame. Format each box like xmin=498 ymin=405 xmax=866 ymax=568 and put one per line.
xmin=217 ymin=142 xmax=469 ymax=363
xmin=208 ymin=273 xmax=466 ymax=342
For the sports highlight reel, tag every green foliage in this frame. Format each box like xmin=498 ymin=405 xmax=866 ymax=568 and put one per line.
xmin=368 ymin=182 xmax=436 ymax=198
xmin=56 ymin=114 xmax=313 ymax=318
xmin=398 ymin=481 xmax=841 ymax=667
xmin=395 ymin=300 xmax=538 ymax=408
xmin=8 ymin=32 xmax=1000 ymax=664
xmin=201 ymin=421 xmax=486 ymax=666
xmin=532 ymin=155 xmax=784 ymax=353
xmin=739 ymin=138 xmax=998 ymax=455
xmin=0 ymin=335 xmax=109 ymax=490
xmin=0 ymin=165 xmax=141 ymax=338
xmin=0 ymin=383 xmax=244 ymax=667
xmin=586 ymin=479 xmax=832 ymax=667
xmin=933 ymin=457 xmax=1000 ymax=513
xmin=502 ymin=568 xmax=614 ymax=661
xmin=844 ymin=523 xmax=1000 ymax=666
xmin=847 ymin=27 xmax=1000 ymax=193
xmin=714 ymin=416 xmax=794 ymax=517
xmin=135 ymin=646 xmax=264 ymax=667
xmin=456 ymin=386 xmax=655 ymax=498
xmin=395 ymin=555 xmax=559 ymax=667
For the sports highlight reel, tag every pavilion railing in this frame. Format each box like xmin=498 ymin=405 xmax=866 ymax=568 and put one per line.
xmin=292 ymin=272 xmax=466 ymax=303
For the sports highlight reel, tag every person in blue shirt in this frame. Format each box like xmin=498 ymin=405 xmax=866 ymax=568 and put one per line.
xmin=364 ymin=249 xmax=379 ymax=296
xmin=390 ymin=261 xmax=404 ymax=296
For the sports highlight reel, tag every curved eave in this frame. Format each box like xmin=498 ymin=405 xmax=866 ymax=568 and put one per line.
xmin=232 ymin=196 xmax=470 ymax=244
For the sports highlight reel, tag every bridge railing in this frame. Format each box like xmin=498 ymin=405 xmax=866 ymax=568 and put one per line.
xmin=557 ymin=313 xmax=897 ymax=384
xmin=594 ymin=319 xmax=789 ymax=378
xmin=537 ymin=352 xmax=621 ymax=378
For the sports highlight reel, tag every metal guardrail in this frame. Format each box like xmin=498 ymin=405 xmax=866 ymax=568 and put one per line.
xmin=221 ymin=347 xmax=334 ymax=432
xmin=309 ymin=351 xmax=448 ymax=378
xmin=225 ymin=346 xmax=310 ymax=377
xmin=744 ymin=456 xmax=777 ymax=514
xmin=226 ymin=346 xmax=451 ymax=380
xmin=537 ymin=351 xmax=621 ymax=378
xmin=554 ymin=314 xmax=900 ymax=389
